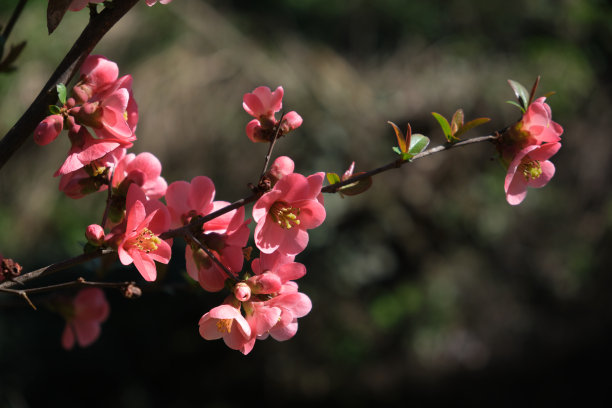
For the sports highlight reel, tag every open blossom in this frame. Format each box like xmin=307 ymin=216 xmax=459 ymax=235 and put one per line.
xmin=61 ymin=288 xmax=109 ymax=350
xmin=117 ymin=184 xmax=172 ymax=281
xmin=199 ymin=303 xmax=252 ymax=353
xmin=499 ymin=97 xmax=563 ymax=164
xmin=112 ymin=152 xmax=167 ymax=199
xmin=505 ymin=142 xmax=561 ymax=205
xmin=165 ymin=176 xmax=250 ymax=291
xmin=253 ymin=172 xmax=326 ymax=256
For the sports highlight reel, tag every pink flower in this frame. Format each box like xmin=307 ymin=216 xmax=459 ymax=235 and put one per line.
xmin=112 ymin=152 xmax=167 ymax=199
xmin=34 ymin=114 xmax=63 ymax=146
xmin=504 ymin=142 xmax=561 ymax=205
xmin=199 ymin=304 xmax=252 ymax=352
xmin=166 ymin=176 xmax=250 ymax=292
xmin=253 ymin=172 xmax=326 ymax=256
xmin=85 ymin=224 xmax=105 ymax=246
xmin=72 ymin=55 xmax=119 ymax=102
xmin=61 ymin=288 xmax=109 ymax=350
xmin=498 ymin=97 xmax=563 ymax=164
xmin=243 ymin=86 xmax=284 ymax=124
xmin=54 ymin=126 xmax=121 ymax=176
xmin=117 ymin=184 xmax=172 ymax=281
xmin=268 ymin=156 xmax=295 ymax=184
xmin=58 ymin=147 xmax=125 ymax=199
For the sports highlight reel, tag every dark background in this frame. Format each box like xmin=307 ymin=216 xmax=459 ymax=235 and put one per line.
xmin=1 ymin=0 xmax=611 ymax=406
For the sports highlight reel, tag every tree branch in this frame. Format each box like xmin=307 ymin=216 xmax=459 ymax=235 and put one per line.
xmin=0 ymin=0 xmax=140 ymax=170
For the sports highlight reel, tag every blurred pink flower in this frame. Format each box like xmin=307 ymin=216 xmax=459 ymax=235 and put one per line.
xmin=61 ymin=288 xmax=109 ymax=350
xmin=504 ymin=142 xmax=561 ymax=205
xmin=243 ymin=86 xmax=283 ymax=124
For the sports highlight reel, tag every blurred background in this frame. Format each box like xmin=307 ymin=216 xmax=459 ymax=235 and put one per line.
xmin=1 ymin=0 xmax=611 ymax=406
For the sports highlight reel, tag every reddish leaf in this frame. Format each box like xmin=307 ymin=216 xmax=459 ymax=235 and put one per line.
xmin=450 ymin=109 xmax=464 ymax=136
xmin=388 ymin=121 xmax=410 ymax=153
xmin=454 ymin=117 xmax=491 ymax=139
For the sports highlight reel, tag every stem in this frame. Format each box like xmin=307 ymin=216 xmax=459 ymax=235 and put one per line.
xmin=322 ymin=134 xmax=499 ymax=193
xmin=258 ymin=112 xmax=285 ymax=182
xmin=0 ymin=248 xmax=115 ymax=290
xmin=186 ymin=230 xmax=237 ymax=282
xmin=0 ymin=0 xmax=140 ymax=170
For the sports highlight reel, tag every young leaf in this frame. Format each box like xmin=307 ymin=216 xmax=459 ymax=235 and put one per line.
xmin=326 ymin=172 xmax=341 ymax=185
xmin=505 ymin=100 xmax=525 ymax=113
xmin=431 ymin=112 xmax=452 ymax=141
xmin=56 ymin=83 xmax=67 ymax=105
xmin=408 ymin=134 xmax=430 ymax=155
xmin=528 ymin=75 xmax=541 ymax=106
xmin=388 ymin=121 xmax=409 ymax=153
xmin=392 ymin=146 xmax=402 ymax=155
xmin=338 ymin=173 xmax=373 ymax=197
xmin=453 ymin=117 xmax=491 ymax=139
xmin=49 ymin=105 xmax=61 ymax=115
xmin=450 ymin=109 xmax=464 ymax=136
xmin=507 ymin=79 xmax=530 ymax=110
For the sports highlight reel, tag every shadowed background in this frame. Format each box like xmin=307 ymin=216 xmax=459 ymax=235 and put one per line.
xmin=1 ymin=0 xmax=611 ymax=406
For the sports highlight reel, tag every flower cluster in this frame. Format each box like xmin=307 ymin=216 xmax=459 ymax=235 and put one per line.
xmin=243 ymin=86 xmax=303 ymax=143
xmin=498 ymin=97 xmax=563 ymax=205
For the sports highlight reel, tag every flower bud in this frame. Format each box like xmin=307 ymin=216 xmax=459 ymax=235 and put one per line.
xmin=233 ymin=282 xmax=251 ymax=302
xmin=85 ymin=224 xmax=105 ymax=246
xmin=34 ymin=115 xmax=63 ymax=146
xmin=280 ymin=111 xmax=303 ymax=134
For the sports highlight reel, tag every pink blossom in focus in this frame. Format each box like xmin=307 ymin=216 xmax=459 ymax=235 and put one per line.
xmin=58 ymin=148 xmax=125 ymax=199
xmin=54 ymin=126 xmax=121 ymax=176
xmin=34 ymin=114 xmax=63 ymax=146
xmin=199 ymin=304 xmax=251 ymax=352
xmin=253 ymin=172 xmax=326 ymax=256
xmin=504 ymin=142 xmax=561 ymax=205
xmin=117 ymin=184 xmax=172 ymax=281
xmin=112 ymin=152 xmax=167 ymax=199
xmin=61 ymin=287 xmax=109 ymax=350
xmin=72 ymin=55 xmax=119 ymax=102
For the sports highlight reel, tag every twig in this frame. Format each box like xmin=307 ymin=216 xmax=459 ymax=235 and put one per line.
xmin=258 ymin=112 xmax=285 ymax=182
xmin=1 ymin=0 xmax=28 ymax=42
xmin=322 ymin=134 xmax=499 ymax=193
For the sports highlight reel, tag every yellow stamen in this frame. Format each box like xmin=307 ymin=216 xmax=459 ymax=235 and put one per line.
xmin=216 ymin=319 xmax=232 ymax=333
xmin=130 ymin=227 xmax=161 ymax=254
xmin=269 ymin=201 xmax=301 ymax=229
xmin=520 ymin=159 xmax=543 ymax=181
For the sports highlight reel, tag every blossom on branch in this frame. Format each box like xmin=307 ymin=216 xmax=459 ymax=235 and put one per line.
xmin=504 ymin=142 xmax=561 ymax=205
xmin=253 ymin=172 xmax=326 ymax=256
xmin=243 ymin=86 xmax=303 ymax=142
xmin=117 ymin=184 xmax=172 ymax=281
xmin=61 ymin=287 xmax=109 ymax=350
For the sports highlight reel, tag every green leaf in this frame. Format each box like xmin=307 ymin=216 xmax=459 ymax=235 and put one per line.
xmin=454 ymin=117 xmax=491 ymax=139
xmin=338 ymin=174 xmax=373 ymax=196
xmin=505 ymin=100 xmax=525 ymax=112
xmin=392 ymin=146 xmax=402 ymax=155
xmin=507 ymin=79 xmax=530 ymax=110
xmin=400 ymin=152 xmax=413 ymax=161
xmin=56 ymin=83 xmax=67 ymax=105
xmin=326 ymin=172 xmax=341 ymax=185
xmin=431 ymin=112 xmax=452 ymax=141
xmin=450 ymin=109 xmax=464 ymax=136
xmin=408 ymin=133 xmax=429 ymax=155
xmin=48 ymin=105 xmax=61 ymax=114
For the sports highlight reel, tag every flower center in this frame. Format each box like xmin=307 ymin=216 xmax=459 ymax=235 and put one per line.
xmin=269 ymin=201 xmax=301 ymax=229
xmin=520 ymin=159 xmax=543 ymax=181
xmin=130 ymin=227 xmax=161 ymax=254
xmin=216 ymin=318 xmax=232 ymax=333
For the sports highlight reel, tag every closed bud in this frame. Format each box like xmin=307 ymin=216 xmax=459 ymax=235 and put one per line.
xmin=34 ymin=115 xmax=63 ymax=146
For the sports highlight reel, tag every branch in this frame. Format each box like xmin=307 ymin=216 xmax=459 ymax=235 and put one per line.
xmin=0 ymin=248 xmax=115 ymax=290
xmin=322 ymin=134 xmax=499 ymax=193
xmin=0 ymin=0 xmax=140 ymax=170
